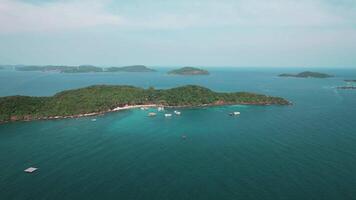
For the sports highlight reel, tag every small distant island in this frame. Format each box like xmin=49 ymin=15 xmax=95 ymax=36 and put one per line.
xmin=0 ymin=85 xmax=289 ymax=123
xmin=105 ymin=65 xmax=156 ymax=72
xmin=337 ymin=86 xmax=356 ymax=90
xmin=344 ymin=80 xmax=356 ymax=82
xmin=168 ymin=67 xmax=209 ymax=75
xmin=14 ymin=65 xmax=156 ymax=73
xmin=279 ymin=71 xmax=333 ymax=78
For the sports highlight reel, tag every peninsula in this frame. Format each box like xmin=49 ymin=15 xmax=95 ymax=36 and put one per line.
xmin=168 ymin=67 xmax=209 ymax=75
xmin=0 ymin=85 xmax=289 ymax=123
xmin=279 ymin=71 xmax=333 ymax=78
xmin=14 ymin=65 xmax=156 ymax=73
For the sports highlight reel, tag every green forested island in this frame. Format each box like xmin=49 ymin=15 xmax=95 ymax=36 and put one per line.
xmin=0 ymin=85 xmax=289 ymax=123
xmin=168 ymin=67 xmax=209 ymax=75
xmin=279 ymin=71 xmax=333 ymax=78
xmin=14 ymin=65 xmax=155 ymax=73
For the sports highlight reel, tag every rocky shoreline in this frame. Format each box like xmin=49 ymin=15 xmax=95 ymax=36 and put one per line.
xmin=0 ymin=101 xmax=291 ymax=124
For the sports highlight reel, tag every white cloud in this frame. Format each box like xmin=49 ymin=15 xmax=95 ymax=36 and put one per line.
xmin=119 ymin=0 xmax=356 ymax=30
xmin=0 ymin=0 xmax=122 ymax=33
xmin=0 ymin=0 xmax=355 ymax=33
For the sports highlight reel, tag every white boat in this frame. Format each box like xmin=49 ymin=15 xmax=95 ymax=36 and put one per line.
xmin=148 ymin=112 xmax=157 ymax=117
xmin=229 ymin=111 xmax=240 ymax=116
xmin=91 ymin=119 xmax=97 ymax=122
xmin=174 ymin=110 xmax=181 ymax=115
xmin=140 ymin=107 xmax=148 ymax=110
xmin=164 ymin=113 xmax=172 ymax=117
xmin=158 ymin=107 xmax=165 ymax=111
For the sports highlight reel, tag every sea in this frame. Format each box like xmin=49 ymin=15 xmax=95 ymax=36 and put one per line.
xmin=0 ymin=68 xmax=356 ymax=200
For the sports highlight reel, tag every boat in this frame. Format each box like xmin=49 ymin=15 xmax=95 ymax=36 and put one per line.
xmin=164 ymin=113 xmax=172 ymax=117
xmin=148 ymin=112 xmax=157 ymax=117
xmin=229 ymin=111 xmax=240 ymax=116
xmin=140 ymin=107 xmax=148 ymax=110
xmin=91 ymin=119 xmax=97 ymax=122
xmin=158 ymin=106 xmax=164 ymax=111
xmin=174 ymin=110 xmax=181 ymax=115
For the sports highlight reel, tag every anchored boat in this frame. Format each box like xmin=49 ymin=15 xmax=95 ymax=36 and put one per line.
xmin=148 ymin=112 xmax=157 ymax=117
xmin=229 ymin=112 xmax=240 ymax=116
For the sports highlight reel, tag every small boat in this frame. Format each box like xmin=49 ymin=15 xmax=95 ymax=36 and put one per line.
xmin=174 ymin=110 xmax=181 ymax=115
xmin=148 ymin=112 xmax=157 ymax=117
xmin=182 ymin=135 xmax=187 ymax=139
xmin=229 ymin=112 xmax=240 ymax=116
xmin=24 ymin=167 xmax=38 ymax=173
xmin=158 ymin=107 xmax=165 ymax=111
xmin=140 ymin=107 xmax=148 ymax=110
xmin=91 ymin=119 xmax=97 ymax=122
xmin=164 ymin=113 xmax=172 ymax=117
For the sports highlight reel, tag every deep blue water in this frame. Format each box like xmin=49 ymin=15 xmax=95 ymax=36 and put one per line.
xmin=0 ymin=68 xmax=356 ymax=200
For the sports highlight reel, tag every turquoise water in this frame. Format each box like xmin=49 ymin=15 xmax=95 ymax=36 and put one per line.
xmin=1 ymin=68 xmax=356 ymax=200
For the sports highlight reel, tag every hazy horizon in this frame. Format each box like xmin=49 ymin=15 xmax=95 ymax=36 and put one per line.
xmin=0 ymin=64 xmax=354 ymax=69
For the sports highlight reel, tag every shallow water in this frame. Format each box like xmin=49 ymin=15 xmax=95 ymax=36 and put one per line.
xmin=0 ymin=68 xmax=356 ymax=200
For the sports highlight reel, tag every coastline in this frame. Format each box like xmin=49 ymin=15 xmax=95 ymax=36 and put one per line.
xmin=1 ymin=104 xmax=159 ymax=124
xmin=0 ymin=84 xmax=290 ymax=124
xmin=0 ymin=101 xmax=291 ymax=124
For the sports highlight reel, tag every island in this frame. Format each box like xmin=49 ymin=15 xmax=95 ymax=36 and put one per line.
xmin=105 ymin=65 xmax=156 ymax=72
xmin=337 ymin=86 xmax=356 ymax=90
xmin=278 ymin=71 xmax=333 ymax=78
xmin=0 ymin=85 xmax=290 ymax=123
xmin=344 ymin=80 xmax=356 ymax=82
xmin=14 ymin=65 xmax=155 ymax=73
xmin=15 ymin=65 xmax=103 ymax=73
xmin=61 ymin=65 xmax=103 ymax=73
xmin=168 ymin=67 xmax=209 ymax=75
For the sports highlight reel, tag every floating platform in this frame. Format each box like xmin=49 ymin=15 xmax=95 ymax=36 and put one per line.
xmin=24 ymin=167 xmax=38 ymax=173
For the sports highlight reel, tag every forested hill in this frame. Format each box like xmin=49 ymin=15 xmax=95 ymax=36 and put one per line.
xmin=279 ymin=71 xmax=333 ymax=78
xmin=168 ymin=67 xmax=209 ymax=75
xmin=0 ymin=85 xmax=290 ymax=123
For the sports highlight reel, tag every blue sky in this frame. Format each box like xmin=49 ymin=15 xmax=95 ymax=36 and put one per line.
xmin=0 ymin=0 xmax=355 ymax=67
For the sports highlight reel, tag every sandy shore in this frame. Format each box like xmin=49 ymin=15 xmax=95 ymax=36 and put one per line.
xmin=112 ymin=104 xmax=158 ymax=111
xmin=1 ymin=101 xmax=290 ymax=124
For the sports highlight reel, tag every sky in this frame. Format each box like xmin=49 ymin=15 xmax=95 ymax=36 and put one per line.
xmin=0 ymin=0 xmax=355 ymax=67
